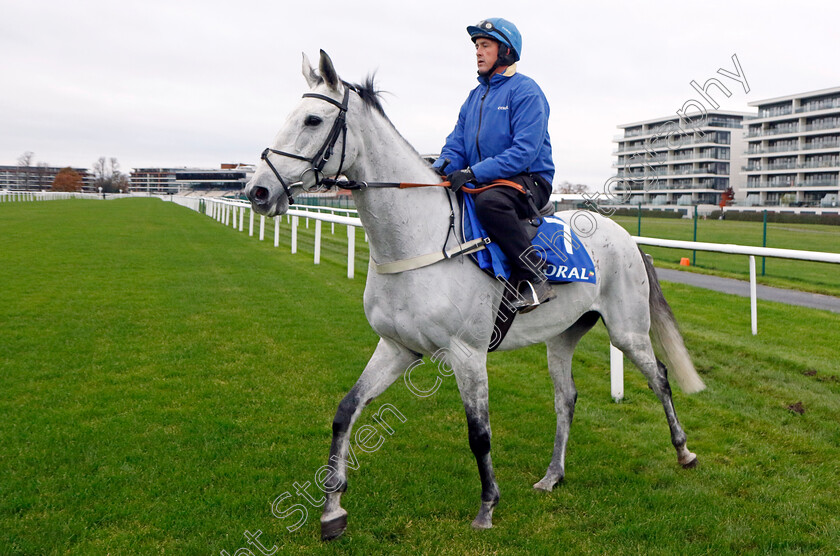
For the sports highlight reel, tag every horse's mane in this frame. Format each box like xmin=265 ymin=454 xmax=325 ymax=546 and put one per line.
xmin=344 ymin=75 xmax=386 ymax=117
xmin=339 ymin=74 xmax=424 ymax=159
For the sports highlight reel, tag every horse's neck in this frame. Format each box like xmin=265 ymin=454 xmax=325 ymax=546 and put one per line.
xmin=346 ymin=112 xmax=454 ymax=262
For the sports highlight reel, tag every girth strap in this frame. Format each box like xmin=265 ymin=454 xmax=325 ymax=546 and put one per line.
xmin=374 ymin=237 xmax=490 ymax=275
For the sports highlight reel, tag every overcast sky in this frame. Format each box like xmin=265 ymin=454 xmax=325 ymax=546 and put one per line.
xmin=2 ymin=0 xmax=838 ymax=188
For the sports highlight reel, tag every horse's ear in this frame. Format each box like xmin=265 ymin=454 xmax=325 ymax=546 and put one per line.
xmin=318 ymin=49 xmax=341 ymax=91
xmin=302 ymin=52 xmax=319 ymax=89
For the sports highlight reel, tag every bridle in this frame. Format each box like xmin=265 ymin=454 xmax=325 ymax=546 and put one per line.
xmin=255 ymin=85 xmax=533 ymax=215
xmin=260 ymin=86 xmax=351 ymax=206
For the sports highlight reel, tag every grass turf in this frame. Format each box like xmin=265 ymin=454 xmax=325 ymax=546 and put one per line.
xmin=1 ymin=198 xmax=839 ymax=554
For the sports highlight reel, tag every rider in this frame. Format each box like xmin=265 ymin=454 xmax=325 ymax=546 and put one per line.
xmin=433 ymin=18 xmax=556 ymax=313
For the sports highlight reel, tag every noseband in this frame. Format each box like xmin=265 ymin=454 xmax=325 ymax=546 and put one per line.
xmin=260 ymin=86 xmax=351 ymax=205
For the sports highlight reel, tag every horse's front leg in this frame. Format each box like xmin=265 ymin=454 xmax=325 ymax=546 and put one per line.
xmin=451 ymin=349 xmax=500 ymax=529
xmin=320 ymin=337 xmax=418 ymax=541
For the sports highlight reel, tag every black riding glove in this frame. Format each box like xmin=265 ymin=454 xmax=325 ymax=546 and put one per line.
xmin=446 ymin=168 xmax=475 ymax=192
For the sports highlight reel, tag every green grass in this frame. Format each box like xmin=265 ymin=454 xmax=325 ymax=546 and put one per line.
xmin=1 ymin=199 xmax=839 ymax=555
xmin=611 ymin=214 xmax=840 ymax=296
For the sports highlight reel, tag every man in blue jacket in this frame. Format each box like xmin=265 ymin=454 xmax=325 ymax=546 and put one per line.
xmin=433 ymin=18 xmax=556 ymax=313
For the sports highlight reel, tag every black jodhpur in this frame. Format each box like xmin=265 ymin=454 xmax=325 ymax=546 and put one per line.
xmin=473 ymin=173 xmax=551 ymax=283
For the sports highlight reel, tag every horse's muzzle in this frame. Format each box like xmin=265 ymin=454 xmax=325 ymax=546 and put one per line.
xmin=249 ymin=185 xmax=271 ymax=206
xmin=244 ymin=180 xmax=284 ymax=216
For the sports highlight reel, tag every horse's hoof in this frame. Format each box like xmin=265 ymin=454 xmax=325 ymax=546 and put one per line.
xmin=680 ymin=454 xmax=698 ymax=469
xmin=533 ymin=473 xmax=563 ymax=492
xmin=320 ymin=512 xmax=347 ymax=541
xmin=471 ymin=500 xmax=496 ymax=530
xmin=471 ymin=517 xmax=493 ymax=530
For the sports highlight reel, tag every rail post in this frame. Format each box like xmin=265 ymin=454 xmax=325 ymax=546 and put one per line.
xmin=762 ymin=210 xmax=767 ymax=276
xmin=610 ymin=344 xmax=624 ymax=402
xmin=749 ymin=255 xmax=758 ymax=335
xmin=347 ymin=225 xmax=355 ymax=279
xmin=315 ymin=220 xmax=322 ymax=264
xmin=291 ymin=215 xmax=298 ymax=254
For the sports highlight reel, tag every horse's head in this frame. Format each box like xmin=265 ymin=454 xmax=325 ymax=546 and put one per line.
xmin=245 ymin=50 xmax=361 ymax=216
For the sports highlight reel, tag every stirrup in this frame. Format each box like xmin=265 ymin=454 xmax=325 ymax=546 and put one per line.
xmin=511 ymin=279 xmax=555 ymax=314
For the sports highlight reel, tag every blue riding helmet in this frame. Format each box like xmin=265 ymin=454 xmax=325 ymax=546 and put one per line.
xmin=467 ymin=18 xmax=522 ymax=62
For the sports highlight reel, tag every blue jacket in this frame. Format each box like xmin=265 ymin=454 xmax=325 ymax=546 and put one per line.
xmin=433 ymin=69 xmax=554 ymax=184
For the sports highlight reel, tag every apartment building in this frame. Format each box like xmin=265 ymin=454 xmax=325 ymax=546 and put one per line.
xmin=743 ymin=87 xmax=840 ymax=207
xmin=613 ymin=111 xmax=749 ymax=206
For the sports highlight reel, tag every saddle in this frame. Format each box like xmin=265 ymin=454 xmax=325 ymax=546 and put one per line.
xmin=460 ymin=195 xmax=597 ymax=351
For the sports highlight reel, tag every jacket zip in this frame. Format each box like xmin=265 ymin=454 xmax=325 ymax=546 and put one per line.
xmin=475 ymin=82 xmax=490 ymax=161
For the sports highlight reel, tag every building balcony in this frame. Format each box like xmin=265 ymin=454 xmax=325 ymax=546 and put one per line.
xmin=743 ymin=163 xmax=840 ymax=172
xmin=804 ymin=159 xmax=840 ymax=167
xmin=804 ymin=122 xmax=840 ymax=132
xmin=758 ymin=107 xmax=793 ymax=118
xmin=795 ymin=98 xmax=840 ymax=114
xmin=746 ymin=126 xmax=801 ymax=138
xmin=803 ymin=140 xmax=840 ymax=151
xmin=747 ymin=178 xmax=839 ymax=189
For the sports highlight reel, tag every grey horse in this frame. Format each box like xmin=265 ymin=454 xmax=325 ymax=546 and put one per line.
xmin=244 ymin=50 xmax=704 ymax=541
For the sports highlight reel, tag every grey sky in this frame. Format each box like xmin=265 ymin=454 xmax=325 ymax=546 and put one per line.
xmin=2 ymin=0 xmax=838 ymax=188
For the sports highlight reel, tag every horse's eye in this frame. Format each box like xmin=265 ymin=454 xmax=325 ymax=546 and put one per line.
xmin=304 ymin=115 xmax=323 ymax=127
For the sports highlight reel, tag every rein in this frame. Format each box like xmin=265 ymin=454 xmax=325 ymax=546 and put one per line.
xmin=320 ymin=177 xmax=528 ymax=196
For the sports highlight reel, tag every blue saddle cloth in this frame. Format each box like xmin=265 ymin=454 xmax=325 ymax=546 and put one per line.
xmin=461 ymin=194 xmax=597 ymax=284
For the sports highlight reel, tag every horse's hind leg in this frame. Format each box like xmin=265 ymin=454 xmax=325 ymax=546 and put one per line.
xmin=534 ymin=311 xmax=600 ymax=492
xmin=320 ymin=337 xmax=419 ymax=541
xmin=610 ymin=329 xmax=697 ymax=468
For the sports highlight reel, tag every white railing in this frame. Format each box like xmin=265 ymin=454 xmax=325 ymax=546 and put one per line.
xmin=631 ymin=237 xmax=840 ymax=338
xmin=176 ymin=197 xmax=365 ymax=279
xmin=0 ymin=191 xmax=136 ymax=202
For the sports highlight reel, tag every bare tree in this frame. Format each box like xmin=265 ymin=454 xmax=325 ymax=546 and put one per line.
xmin=112 ymin=172 xmax=130 ymax=193
xmin=554 ymin=180 xmax=590 ymax=195
xmin=17 ymin=151 xmax=34 ymax=189
xmin=17 ymin=151 xmax=33 ymax=167
xmin=92 ymin=156 xmax=128 ymax=192
xmin=92 ymin=157 xmax=108 ymax=190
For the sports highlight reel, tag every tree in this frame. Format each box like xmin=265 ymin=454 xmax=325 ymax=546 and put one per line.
xmin=107 ymin=157 xmax=129 ymax=193
xmin=92 ymin=156 xmax=130 ymax=192
xmin=17 ymin=151 xmax=34 ymax=189
xmin=111 ymin=172 xmax=130 ymax=193
xmin=92 ymin=156 xmax=108 ymax=190
xmin=52 ymin=167 xmax=84 ymax=192
xmin=554 ymin=180 xmax=590 ymax=195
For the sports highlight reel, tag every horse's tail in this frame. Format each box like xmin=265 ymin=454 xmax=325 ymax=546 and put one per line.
xmin=640 ymin=248 xmax=706 ymax=394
